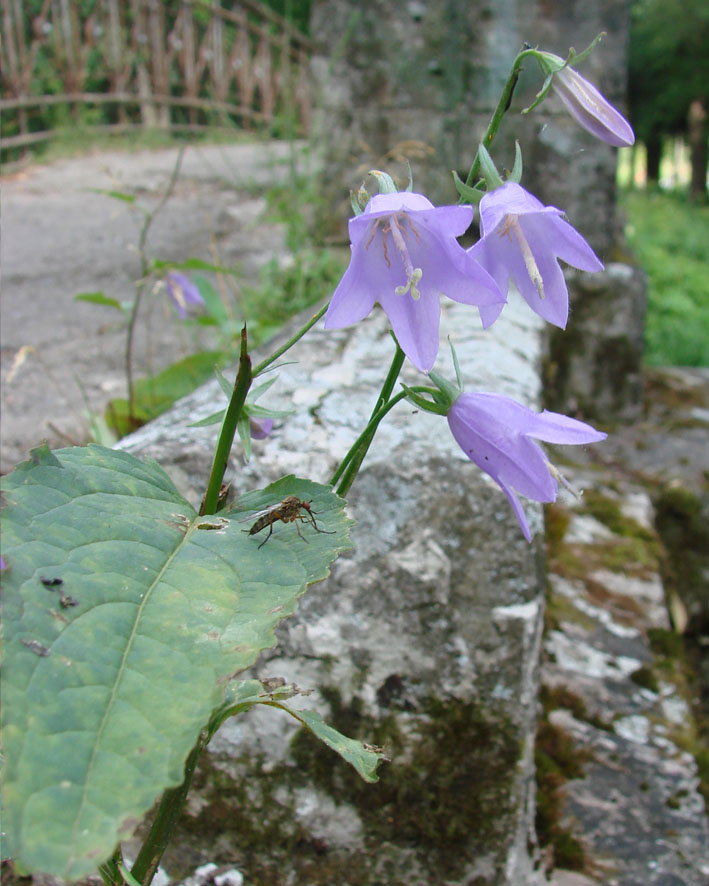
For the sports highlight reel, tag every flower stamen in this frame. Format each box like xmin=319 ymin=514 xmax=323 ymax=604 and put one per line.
xmin=498 ymin=214 xmax=545 ymax=299
xmin=387 ymin=214 xmax=424 ymax=300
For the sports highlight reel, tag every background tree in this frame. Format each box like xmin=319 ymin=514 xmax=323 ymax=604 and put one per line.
xmin=628 ymin=0 xmax=709 ymax=199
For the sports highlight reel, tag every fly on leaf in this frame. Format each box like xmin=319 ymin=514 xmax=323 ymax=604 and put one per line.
xmin=243 ymin=496 xmax=335 ymax=549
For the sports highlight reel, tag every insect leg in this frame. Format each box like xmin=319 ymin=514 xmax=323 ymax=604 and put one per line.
xmin=257 ymin=519 xmax=276 ymax=549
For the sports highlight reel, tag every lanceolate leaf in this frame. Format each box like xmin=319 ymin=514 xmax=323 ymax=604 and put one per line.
xmin=0 ymin=445 xmax=352 ymax=880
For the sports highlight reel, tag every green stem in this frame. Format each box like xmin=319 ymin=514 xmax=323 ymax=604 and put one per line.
xmin=252 ymin=300 xmax=329 ymax=378
xmin=332 ymin=342 xmax=406 ymax=497
xmin=125 ymin=147 xmax=185 ymax=419
xmin=200 ymin=326 xmax=252 ymax=516
xmin=130 ymin=732 xmax=208 ymax=886
xmin=463 ymin=47 xmax=537 ymax=190
xmin=330 ymin=389 xmax=409 ymax=492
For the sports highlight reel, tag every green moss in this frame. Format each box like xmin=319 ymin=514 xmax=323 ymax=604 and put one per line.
xmin=535 ymin=718 xmax=591 ymax=872
xmin=630 ymin=666 xmax=660 ymax=693
xmin=579 ymin=491 xmax=657 ymax=544
xmin=647 ymin=627 xmax=684 ymax=659
xmin=541 ymin=684 xmax=614 ymax=733
xmin=291 ymin=690 xmax=521 ymax=880
xmin=545 ymin=504 xmax=571 ymax=558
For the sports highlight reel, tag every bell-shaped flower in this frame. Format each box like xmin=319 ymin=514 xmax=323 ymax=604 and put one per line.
xmin=550 ymin=60 xmax=635 ymax=148
xmin=324 ymin=192 xmax=504 ymax=373
xmin=468 ymin=182 xmax=603 ymax=329
xmin=165 ymin=271 xmax=205 ymax=319
xmin=447 ymin=391 xmax=606 ymax=542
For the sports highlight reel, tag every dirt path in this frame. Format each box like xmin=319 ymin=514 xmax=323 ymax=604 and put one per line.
xmin=1 ymin=140 xmax=299 ymax=473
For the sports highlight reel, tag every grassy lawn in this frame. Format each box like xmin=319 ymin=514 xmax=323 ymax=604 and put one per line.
xmin=621 ymin=189 xmax=709 ymax=367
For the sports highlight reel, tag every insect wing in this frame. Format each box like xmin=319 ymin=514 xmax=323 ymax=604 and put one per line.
xmin=236 ymin=502 xmax=281 ymax=524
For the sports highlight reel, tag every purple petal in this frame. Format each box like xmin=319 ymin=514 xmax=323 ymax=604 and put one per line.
xmin=378 ymin=288 xmax=441 ymax=373
xmin=249 ymin=417 xmax=274 ymax=440
xmin=499 ymin=481 xmax=532 ymax=542
xmin=166 ymin=271 xmax=204 ymax=319
xmin=324 ymin=246 xmax=378 ymax=328
xmin=446 ymin=391 xmax=607 ymax=541
xmin=553 ymin=67 xmax=635 ymax=148
xmin=478 ymin=183 xmax=556 ymax=236
xmin=448 ymin=394 xmax=557 ymax=501
xmin=470 ymin=183 xmax=602 ymax=328
xmin=524 ymin=214 xmax=604 ymax=274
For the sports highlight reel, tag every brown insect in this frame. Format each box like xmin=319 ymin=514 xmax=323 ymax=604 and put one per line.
xmin=245 ymin=496 xmax=335 ymax=549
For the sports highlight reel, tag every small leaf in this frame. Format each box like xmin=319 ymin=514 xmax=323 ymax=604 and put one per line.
xmin=188 ymin=409 xmax=226 ymax=428
xmin=214 ymin=365 xmax=234 ymax=399
xmin=89 ymin=188 xmax=136 ymax=203
xmin=292 ymin=710 xmax=386 ymax=783
xmin=152 ymin=258 xmax=236 ymax=275
xmin=75 ymin=292 xmax=124 ymax=312
xmin=1 ymin=452 xmax=352 ymax=879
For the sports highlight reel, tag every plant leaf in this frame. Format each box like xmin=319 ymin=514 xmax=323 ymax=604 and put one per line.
xmin=0 ymin=446 xmax=352 ymax=879
xmin=75 ymin=292 xmax=124 ymax=312
xmin=212 ymin=681 xmax=387 ymax=783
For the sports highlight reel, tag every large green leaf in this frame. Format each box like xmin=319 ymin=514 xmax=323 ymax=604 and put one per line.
xmin=0 ymin=445 xmax=352 ymax=880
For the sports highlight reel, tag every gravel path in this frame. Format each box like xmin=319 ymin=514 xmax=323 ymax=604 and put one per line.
xmin=1 ymin=140 xmax=299 ymax=473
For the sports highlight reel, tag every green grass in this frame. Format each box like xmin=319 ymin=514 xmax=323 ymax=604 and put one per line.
xmin=620 ymin=189 xmax=709 ymax=367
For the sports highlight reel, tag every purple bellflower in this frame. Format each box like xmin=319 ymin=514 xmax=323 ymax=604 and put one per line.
xmin=165 ymin=271 xmax=204 ymax=319
xmin=249 ymin=417 xmax=274 ymax=440
xmin=447 ymin=391 xmax=606 ymax=542
xmin=550 ymin=60 xmax=635 ymax=148
xmin=324 ymin=192 xmax=504 ymax=373
xmin=468 ymin=182 xmax=603 ymax=329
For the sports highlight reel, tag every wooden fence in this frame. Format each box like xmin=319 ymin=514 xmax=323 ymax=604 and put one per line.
xmin=0 ymin=0 xmax=314 ymax=152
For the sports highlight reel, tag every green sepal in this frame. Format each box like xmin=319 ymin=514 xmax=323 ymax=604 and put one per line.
xmin=368 ymin=170 xmax=398 ymax=194
xmin=350 ymin=190 xmax=364 ymax=216
xmin=427 ymin=370 xmax=461 ymax=409
xmin=448 ymin=339 xmax=464 ymax=390
xmin=452 ymin=170 xmax=484 ymax=204
xmin=568 ymin=32 xmax=605 ymax=67
xmin=405 ymin=160 xmax=414 ymax=192
xmin=237 ymin=414 xmax=253 ymax=462
xmin=476 ymin=145 xmax=504 ymax=191
xmin=400 ymin=383 xmax=449 ymax=416
xmin=509 ymin=141 xmax=524 ymax=183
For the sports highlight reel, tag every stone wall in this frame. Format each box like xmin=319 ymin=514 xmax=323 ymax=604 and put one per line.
xmin=118 ymin=296 xmax=548 ymax=885
xmin=309 ymin=0 xmax=646 ymax=419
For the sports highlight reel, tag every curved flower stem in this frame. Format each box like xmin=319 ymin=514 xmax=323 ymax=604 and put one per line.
xmin=200 ymin=326 xmax=252 ymax=516
xmin=330 ymin=388 xmax=409 ymax=493
xmin=332 ymin=342 xmax=406 ymax=497
xmin=252 ymin=301 xmax=330 ymax=378
xmin=125 ymin=147 xmax=185 ymax=419
xmin=462 ymin=47 xmax=537 ymax=191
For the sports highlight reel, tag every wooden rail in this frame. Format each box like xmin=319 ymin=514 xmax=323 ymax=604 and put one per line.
xmin=0 ymin=0 xmax=314 ymax=152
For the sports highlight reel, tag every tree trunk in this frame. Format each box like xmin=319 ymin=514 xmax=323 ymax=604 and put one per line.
xmin=646 ymin=135 xmax=662 ymax=184
xmin=688 ymin=99 xmax=708 ymax=202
